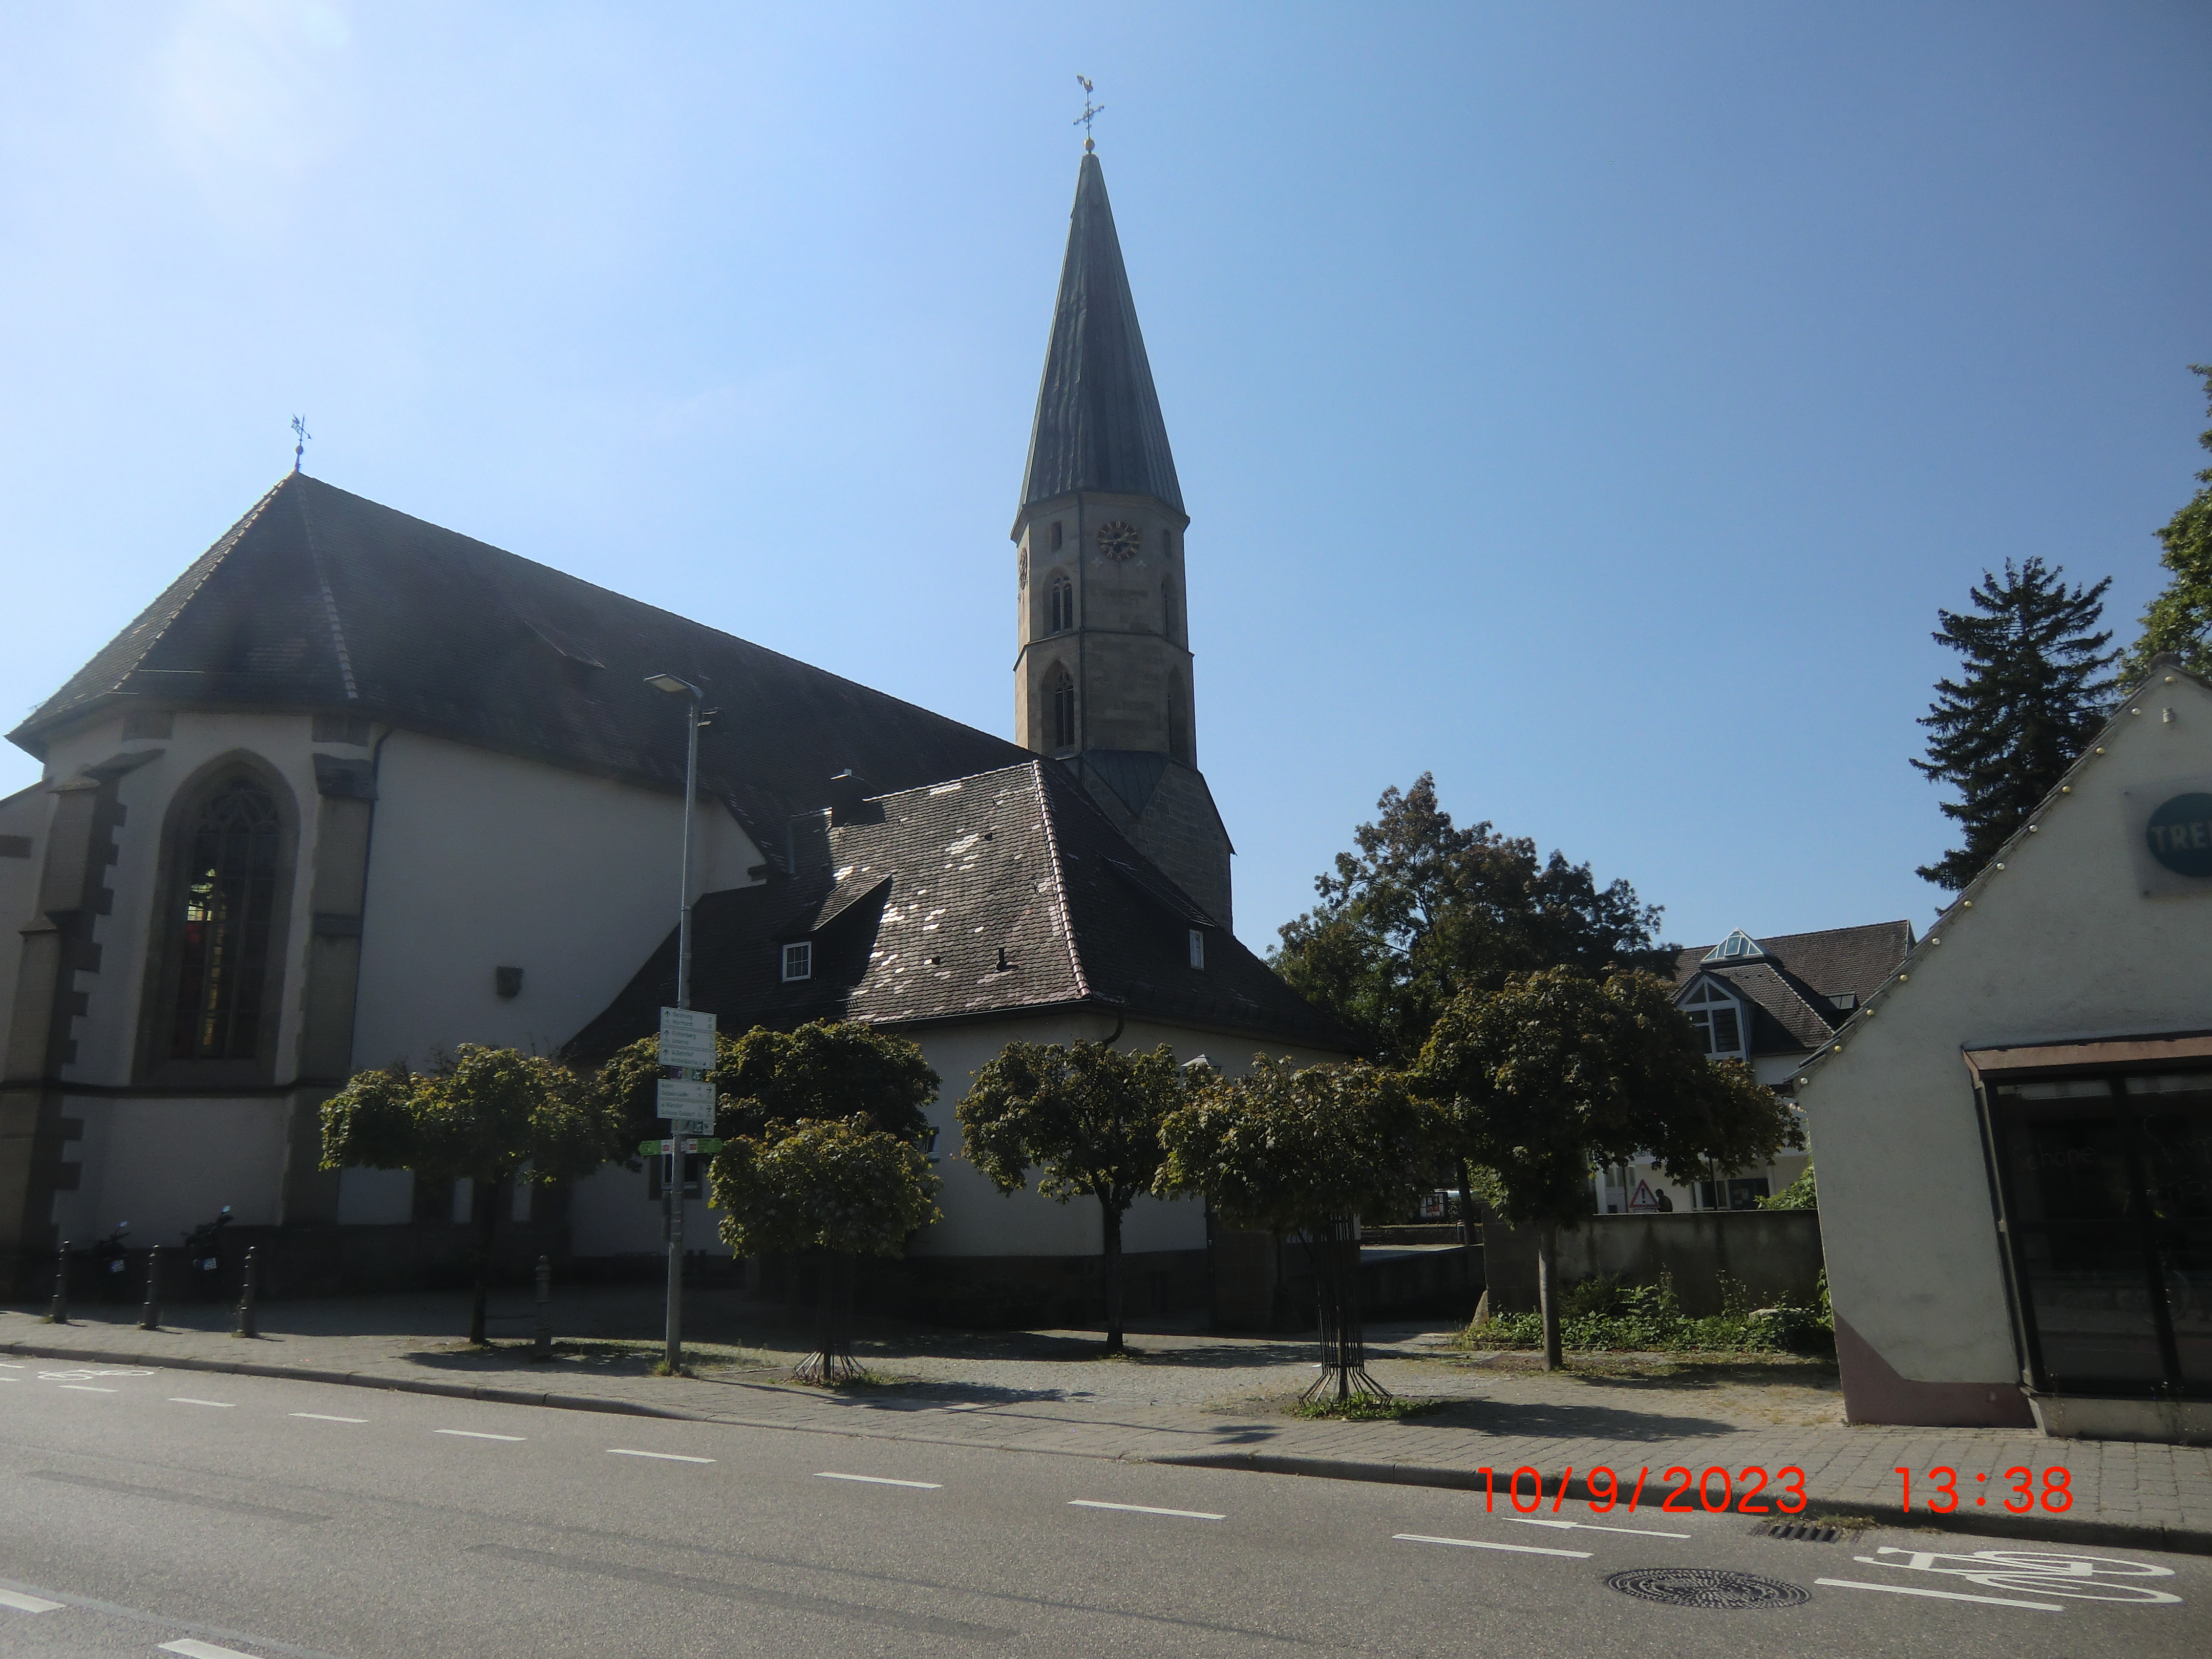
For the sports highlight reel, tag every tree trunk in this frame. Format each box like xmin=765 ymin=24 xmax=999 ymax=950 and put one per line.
xmin=1455 ymin=1160 xmax=1476 ymax=1243
xmin=795 ymin=1252 xmax=861 ymax=1384
xmin=1536 ymin=1221 xmax=1562 ymax=1372
xmin=469 ymin=1176 xmax=503 ymax=1346
xmin=1298 ymin=1218 xmax=1390 ymax=1406
xmin=1101 ymin=1200 xmax=1125 ymax=1354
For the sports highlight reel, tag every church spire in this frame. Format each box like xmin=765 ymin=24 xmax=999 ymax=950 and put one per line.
xmin=1019 ymin=153 xmax=1183 ymax=515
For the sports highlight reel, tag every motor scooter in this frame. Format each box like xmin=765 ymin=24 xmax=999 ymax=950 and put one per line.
xmin=180 ymin=1205 xmax=233 ymax=1300
xmin=90 ymin=1221 xmax=132 ymax=1304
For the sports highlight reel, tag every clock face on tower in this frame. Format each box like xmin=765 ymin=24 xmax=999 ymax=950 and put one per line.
xmin=1096 ymin=520 xmax=1141 ymax=562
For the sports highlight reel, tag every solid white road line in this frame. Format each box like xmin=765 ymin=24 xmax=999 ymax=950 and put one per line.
xmin=816 ymin=1472 xmax=942 ymax=1488
xmin=168 ymin=1398 xmax=236 ymax=1408
xmin=161 ymin=1639 xmax=265 ymax=1658
xmin=436 ymin=1429 xmax=526 ymax=1441
xmin=1512 ymin=1517 xmax=1693 ymax=1540
xmin=607 ymin=1449 xmax=715 ymax=1464
xmin=58 ymin=1385 xmax=116 ymax=1393
xmin=1814 ymin=1577 xmax=2064 ymax=1612
xmin=0 ymin=1588 xmax=66 ymax=1613
xmin=1069 ymin=1500 xmax=1225 ymax=1521
xmin=1395 ymin=1533 xmax=1593 ymax=1560
xmin=290 ymin=1413 xmax=367 ymax=1423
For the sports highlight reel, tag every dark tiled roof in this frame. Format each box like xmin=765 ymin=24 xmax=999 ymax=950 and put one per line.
xmin=1672 ymin=921 xmax=1916 ymax=1057
xmin=568 ymin=760 xmax=1352 ymax=1059
xmin=1018 ymin=153 xmax=1184 ymax=515
xmin=11 ymin=474 xmax=1032 ymax=843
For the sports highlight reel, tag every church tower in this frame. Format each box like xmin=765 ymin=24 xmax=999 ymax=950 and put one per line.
xmin=1014 ymin=150 xmax=1234 ymax=927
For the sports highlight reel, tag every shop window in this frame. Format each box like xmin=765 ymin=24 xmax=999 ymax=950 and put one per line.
xmin=648 ymin=1151 xmax=705 ymax=1202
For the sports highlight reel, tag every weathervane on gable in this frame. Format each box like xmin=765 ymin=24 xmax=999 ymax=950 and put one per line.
xmin=1074 ymin=75 xmax=1103 ymax=152
xmin=291 ymin=415 xmax=312 ymax=474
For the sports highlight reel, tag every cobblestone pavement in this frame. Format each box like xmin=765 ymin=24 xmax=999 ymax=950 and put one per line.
xmin=7 ymin=1288 xmax=2207 ymax=1553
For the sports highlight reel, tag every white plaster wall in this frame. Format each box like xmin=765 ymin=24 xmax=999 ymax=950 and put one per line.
xmin=50 ymin=1093 xmax=291 ymax=1247
xmin=351 ymin=730 xmax=761 ymax=1070
xmin=335 ymin=1167 xmax=413 ymax=1225
xmin=1802 ymin=672 xmax=2212 ymax=1387
xmin=560 ymin=1006 xmax=1351 ymax=1261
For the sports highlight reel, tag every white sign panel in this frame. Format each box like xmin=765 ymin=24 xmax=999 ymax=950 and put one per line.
xmin=656 ymin=1078 xmax=714 ymax=1127
xmin=658 ymin=1006 xmax=717 ymax=1070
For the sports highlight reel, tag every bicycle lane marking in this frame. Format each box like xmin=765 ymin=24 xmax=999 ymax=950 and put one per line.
xmin=1830 ymin=1546 xmax=2184 ymax=1607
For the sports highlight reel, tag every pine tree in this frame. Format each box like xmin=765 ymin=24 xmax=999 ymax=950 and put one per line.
xmin=1913 ymin=558 xmax=2118 ymax=890
xmin=2124 ymin=366 xmax=2212 ymax=680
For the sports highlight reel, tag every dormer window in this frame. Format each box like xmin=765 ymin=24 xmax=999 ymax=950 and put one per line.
xmin=781 ymin=941 xmax=812 ymax=982
xmin=1701 ymin=929 xmax=1767 ymax=964
xmin=1187 ymin=928 xmax=1205 ymax=970
xmin=1679 ymin=980 xmax=1744 ymax=1056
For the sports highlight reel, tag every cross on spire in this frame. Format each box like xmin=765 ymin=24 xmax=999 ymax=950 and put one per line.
xmin=1074 ymin=75 xmax=1103 ymax=152
xmin=291 ymin=415 xmax=312 ymax=473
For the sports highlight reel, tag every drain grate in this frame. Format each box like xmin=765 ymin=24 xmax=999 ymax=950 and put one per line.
xmin=1605 ymin=1568 xmax=1810 ymax=1610
xmin=1751 ymin=1520 xmax=1843 ymax=1544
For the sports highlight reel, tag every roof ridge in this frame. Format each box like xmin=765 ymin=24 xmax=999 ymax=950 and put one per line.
xmin=1030 ymin=760 xmax=1094 ymax=1003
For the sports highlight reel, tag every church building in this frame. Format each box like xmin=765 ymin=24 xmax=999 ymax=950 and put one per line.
xmin=0 ymin=151 xmax=1351 ymax=1306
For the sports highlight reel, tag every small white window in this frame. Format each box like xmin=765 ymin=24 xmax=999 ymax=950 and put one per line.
xmin=1187 ymin=928 xmax=1205 ymax=969
xmin=781 ymin=941 xmax=812 ymax=982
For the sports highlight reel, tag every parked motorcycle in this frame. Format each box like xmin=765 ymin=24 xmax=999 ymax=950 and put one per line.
xmin=180 ymin=1205 xmax=233 ymax=1300
xmin=90 ymin=1222 xmax=132 ymax=1303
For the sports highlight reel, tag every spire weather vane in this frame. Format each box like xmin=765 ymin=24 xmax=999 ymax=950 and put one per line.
xmin=290 ymin=415 xmax=312 ymax=473
xmin=1074 ymin=75 xmax=1103 ymax=152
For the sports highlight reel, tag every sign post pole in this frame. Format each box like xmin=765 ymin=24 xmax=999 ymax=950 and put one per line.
xmin=645 ymin=674 xmax=709 ymax=1375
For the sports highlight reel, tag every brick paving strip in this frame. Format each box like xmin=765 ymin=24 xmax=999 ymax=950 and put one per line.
xmin=8 ymin=1303 xmax=2206 ymax=1556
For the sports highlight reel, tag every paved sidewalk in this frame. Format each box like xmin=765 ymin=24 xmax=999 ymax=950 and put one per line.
xmin=7 ymin=1291 xmax=2207 ymax=1555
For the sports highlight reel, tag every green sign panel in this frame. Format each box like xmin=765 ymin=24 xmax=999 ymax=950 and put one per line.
xmin=2146 ymin=792 xmax=2212 ymax=879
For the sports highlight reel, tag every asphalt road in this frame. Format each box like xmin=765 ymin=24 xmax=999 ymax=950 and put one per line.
xmin=2 ymin=1356 xmax=2206 ymax=1657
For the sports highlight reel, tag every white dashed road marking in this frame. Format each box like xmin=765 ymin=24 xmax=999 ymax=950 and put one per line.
xmin=0 ymin=1588 xmax=65 ymax=1613
xmin=1395 ymin=1533 xmax=1592 ymax=1559
xmin=1512 ymin=1517 xmax=1692 ymax=1540
xmin=58 ymin=1385 xmax=116 ymax=1393
xmin=289 ymin=1413 xmax=367 ymax=1423
xmin=607 ymin=1449 xmax=715 ymax=1464
xmin=160 ymin=1639 xmax=265 ymax=1658
xmin=1815 ymin=1578 xmax=2063 ymax=1612
xmin=1069 ymin=1500 xmax=1224 ymax=1521
xmin=816 ymin=1472 xmax=942 ymax=1488
xmin=436 ymin=1430 xmax=525 ymax=1441
xmin=169 ymin=1398 xmax=236 ymax=1408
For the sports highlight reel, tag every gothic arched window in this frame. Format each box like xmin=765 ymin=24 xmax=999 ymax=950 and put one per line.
xmin=167 ymin=776 xmax=282 ymax=1061
xmin=1161 ymin=577 xmax=1175 ymax=638
xmin=1047 ymin=665 xmax=1077 ymax=752
xmin=1049 ymin=575 xmax=1074 ymax=634
xmin=1167 ymin=670 xmax=1191 ymax=764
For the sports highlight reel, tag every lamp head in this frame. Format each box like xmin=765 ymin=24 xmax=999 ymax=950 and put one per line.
xmin=644 ymin=672 xmax=700 ymax=699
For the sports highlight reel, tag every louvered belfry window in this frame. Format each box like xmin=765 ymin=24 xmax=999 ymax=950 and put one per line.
xmin=1048 ymin=666 xmax=1077 ymax=751
xmin=168 ymin=777 xmax=281 ymax=1060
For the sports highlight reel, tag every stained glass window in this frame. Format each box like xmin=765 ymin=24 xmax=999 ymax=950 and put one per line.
xmin=168 ymin=776 xmax=281 ymax=1061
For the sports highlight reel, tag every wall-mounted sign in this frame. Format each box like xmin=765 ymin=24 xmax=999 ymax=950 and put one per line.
xmin=2124 ymin=774 xmax=2212 ymax=897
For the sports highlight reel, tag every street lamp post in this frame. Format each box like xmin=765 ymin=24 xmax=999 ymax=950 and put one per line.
xmin=646 ymin=672 xmax=703 ymax=1373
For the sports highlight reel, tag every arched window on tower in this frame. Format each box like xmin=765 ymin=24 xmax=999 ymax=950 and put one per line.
xmin=1049 ymin=574 xmax=1074 ymax=634
xmin=1167 ymin=670 xmax=1191 ymax=764
xmin=1161 ymin=577 xmax=1175 ymax=639
xmin=1046 ymin=664 xmax=1077 ymax=752
xmin=167 ymin=775 xmax=283 ymax=1061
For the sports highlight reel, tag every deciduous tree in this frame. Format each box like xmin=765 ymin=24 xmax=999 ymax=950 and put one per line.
xmin=1913 ymin=558 xmax=2119 ymax=890
xmin=1156 ymin=1058 xmax=1433 ymax=1402
xmin=2125 ymin=366 xmax=2212 ymax=680
xmin=1416 ymin=968 xmax=1796 ymax=1369
xmin=322 ymin=1046 xmax=622 ymax=1344
xmin=958 ymin=1041 xmax=1196 ymax=1353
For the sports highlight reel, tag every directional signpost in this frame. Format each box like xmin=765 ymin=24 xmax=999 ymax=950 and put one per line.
xmin=656 ymin=1003 xmax=714 ymax=1370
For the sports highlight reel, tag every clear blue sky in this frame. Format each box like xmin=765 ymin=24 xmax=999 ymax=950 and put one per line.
xmin=4 ymin=3 xmax=2207 ymax=955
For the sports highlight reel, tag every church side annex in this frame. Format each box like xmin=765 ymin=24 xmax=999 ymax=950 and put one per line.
xmin=0 ymin=150 xmax=1352 ymax=1305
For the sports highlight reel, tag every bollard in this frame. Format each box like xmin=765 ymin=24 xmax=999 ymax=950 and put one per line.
xmin=139 ymin=1245 xmax=163 ymax=1331
xmin=47 ymin=1241 xmax=70 ymax=1324
xmin=534 ymin=1254 xmax=552 ymax=1359
xmin=233 ymin=1245 xmax=259 ymax=1338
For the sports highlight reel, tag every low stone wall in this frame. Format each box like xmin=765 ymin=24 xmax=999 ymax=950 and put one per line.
xmin=1481 ymin=1211 xmax=1824 ymax=1316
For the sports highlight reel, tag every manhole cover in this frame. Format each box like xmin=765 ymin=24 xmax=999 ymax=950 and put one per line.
xmin=1605 ymin=1568 xmax=1809 ymax=1610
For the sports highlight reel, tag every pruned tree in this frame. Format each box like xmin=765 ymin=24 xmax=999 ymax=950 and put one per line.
xmin=1913 ymin=558 xmax=2119 ymax=890
xmin=2124 ymin=365 xmax=2212 ymax=680
xmin=322 ymin=1046 xmax=623 ymax=1344
xmin=713 ymin=1020 xmax=937 ymax=1142
xmin=711 ymin=1116 xmax=941 ymax=1382
xmin=958 ymin=1040 xmax=1197 ymax=1354
xmin=1156 ymin=1057 xmax=1433 ymax=1402
xmin=1416 ymin=968 xmax=1796 ymax=1369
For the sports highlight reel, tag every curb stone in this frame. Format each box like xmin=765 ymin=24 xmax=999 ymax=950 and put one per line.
xmin=10 ymin=1332 xmax=2208 ymax=1557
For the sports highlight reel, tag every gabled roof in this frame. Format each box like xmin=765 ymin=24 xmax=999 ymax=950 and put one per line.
xmin=1672 ymin=920 xmax=1916 ymax=1057
xmin=567 ymin=760 xmax=1352 ymax=1058
xmin=11 ymin=473 xmax=1032 ymax=845
xmin=1018 ymin=153 xmax=1184 ymax=516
